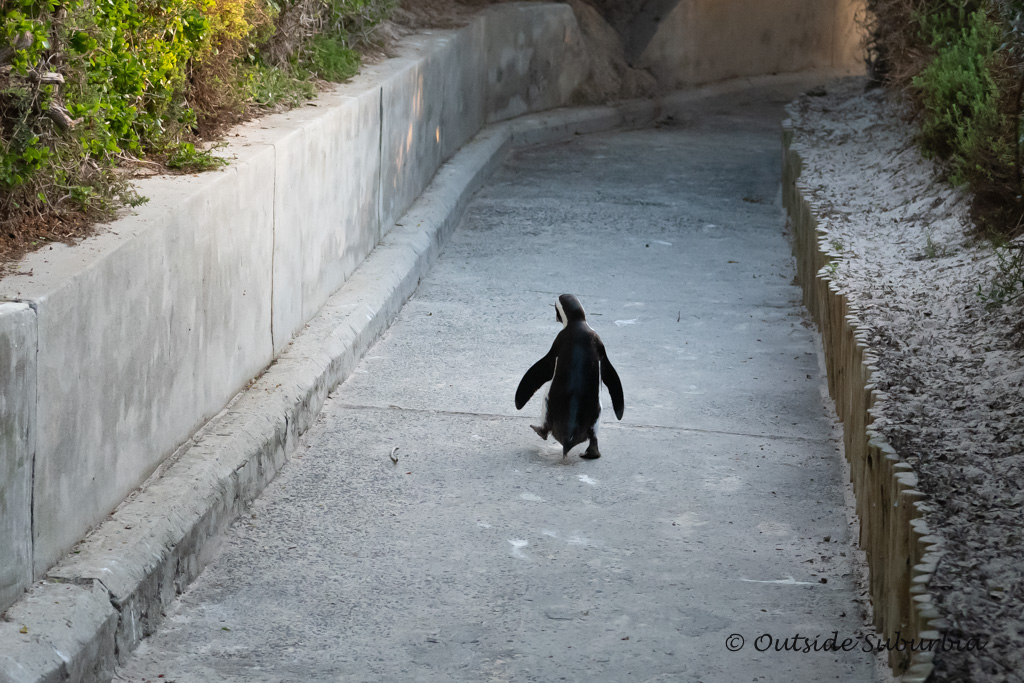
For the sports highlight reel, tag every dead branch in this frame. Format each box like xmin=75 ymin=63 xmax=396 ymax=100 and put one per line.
xmin=44 ymin=102 xmax=79 ymax=132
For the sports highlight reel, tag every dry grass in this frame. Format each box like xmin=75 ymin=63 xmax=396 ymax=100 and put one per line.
xmin=0 ymin=209 xmax=95 ymax=276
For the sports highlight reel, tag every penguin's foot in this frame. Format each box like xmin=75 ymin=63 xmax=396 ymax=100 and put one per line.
xmin=530 ymin=424 xmax=549 ymax=440
xmin=581 ymin=437 xmax=601 ymax=460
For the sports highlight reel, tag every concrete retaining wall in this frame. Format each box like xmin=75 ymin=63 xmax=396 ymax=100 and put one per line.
xmin=0 ymin=303 xmax=35 ymax=614
xmin=0 ymin=2 xmax=586 ymax=611
xmin=783 ymin=127 xmax=944 ymax=682
xmin=639 ymin=0 xmax=865 ymax=88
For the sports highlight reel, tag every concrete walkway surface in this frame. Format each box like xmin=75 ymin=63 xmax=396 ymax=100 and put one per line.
xmin=117 ymin=84 xmax=881 ymax=682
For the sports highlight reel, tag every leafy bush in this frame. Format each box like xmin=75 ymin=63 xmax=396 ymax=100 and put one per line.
xmin=0 ymin=0 xmax=394 ymax=259
xmin=2 ymin=0 xmax=227 ymax=224
xmin=912 ymin=9 xmax=1013 ymax=188
xmin=72 ymin=0 xmax=213 ymax=152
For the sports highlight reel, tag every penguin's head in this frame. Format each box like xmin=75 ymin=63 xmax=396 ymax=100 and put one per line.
xmin=555 ymin=294 xmax=586 ymax=328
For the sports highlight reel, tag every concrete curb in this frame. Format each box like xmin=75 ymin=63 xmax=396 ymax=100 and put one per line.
xmin=782 ymin=124 xmax=945 ymax=682
xmin=0 ymin=100 xmax=658 ymax=683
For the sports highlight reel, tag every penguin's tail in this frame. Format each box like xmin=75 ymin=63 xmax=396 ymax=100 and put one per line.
xmin=562 ymin=430 xmax=584 ymax=456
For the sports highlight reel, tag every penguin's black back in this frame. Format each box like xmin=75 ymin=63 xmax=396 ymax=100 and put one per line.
xmin=547 ymin=320 xmax=603 ymax=453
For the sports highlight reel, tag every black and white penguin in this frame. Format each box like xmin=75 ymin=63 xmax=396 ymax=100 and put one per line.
xmin=514 ymin=294 xmax=624 ymax=459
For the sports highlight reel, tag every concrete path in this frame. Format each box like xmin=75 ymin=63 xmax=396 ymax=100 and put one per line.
xmin=119 ymin=89 xmax=879 ymax=682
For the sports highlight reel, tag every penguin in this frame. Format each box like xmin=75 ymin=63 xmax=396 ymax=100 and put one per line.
xmin=514 ymin=294 xmax=624 ymax=459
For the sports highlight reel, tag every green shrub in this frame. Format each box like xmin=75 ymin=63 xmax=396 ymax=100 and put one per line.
xmin=65 ymin=0 xmax=212 ymax=155
xmin=0 ymin=0 xmax=395 ymax=253
xmin=912 ymin=9 xmax=1012 ymax=187
xmin=1 ymin=0 xmax=217 ymax=222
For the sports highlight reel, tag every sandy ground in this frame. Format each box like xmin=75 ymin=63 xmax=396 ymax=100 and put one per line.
xmin=787 ymin=77 xmax=1024 ymax=682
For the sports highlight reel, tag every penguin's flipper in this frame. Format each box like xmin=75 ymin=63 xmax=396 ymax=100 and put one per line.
xmin=515 ymin=350 xmax=556 ymax=410
xmin=600 ymin=346 xmax=625 ymax=420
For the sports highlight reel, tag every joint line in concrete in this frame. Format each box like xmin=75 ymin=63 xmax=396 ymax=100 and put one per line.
xmin=28 ymin=299 xmax=39 ymax=580
xmin=269 ymin=142 xmax=277 ymax=353
xmin=333 ymin=402 xmax=831 ymax=444
xmin=377 ymin=86 xmax=384 ymax=242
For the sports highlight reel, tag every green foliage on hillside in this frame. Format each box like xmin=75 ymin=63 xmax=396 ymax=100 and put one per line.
xmin=0 ymin=0 xmax=393 ymax=255
xmin=912 ymin=9 xmax=1012 ymax=187
xmin=867 ymin=1 xmax=1024 ymax=228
